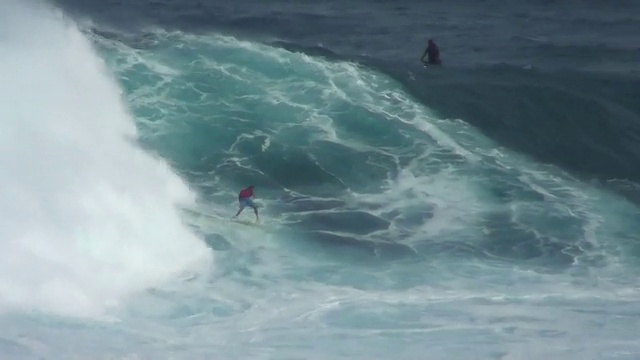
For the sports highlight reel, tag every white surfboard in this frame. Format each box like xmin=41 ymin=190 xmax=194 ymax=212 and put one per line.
xmin=231 ymin=218 xmax=262 ymax=227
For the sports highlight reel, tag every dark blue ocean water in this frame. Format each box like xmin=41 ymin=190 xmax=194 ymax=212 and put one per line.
xmin=1 ymin=0 xmax=640 ymax=358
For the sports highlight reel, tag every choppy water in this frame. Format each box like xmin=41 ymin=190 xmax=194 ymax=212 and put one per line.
xmin=1 ymin=0 xmax=640 ymax=358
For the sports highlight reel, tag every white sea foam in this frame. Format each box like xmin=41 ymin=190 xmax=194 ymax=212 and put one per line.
xmin=0 ymin=0 xmax=211 ymax=319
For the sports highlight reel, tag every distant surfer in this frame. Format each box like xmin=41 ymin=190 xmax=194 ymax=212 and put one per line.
xmin=421 ymin=39 xmax=441 ymax=66
xmin=233 ymin=185 xmax=259 ymax=221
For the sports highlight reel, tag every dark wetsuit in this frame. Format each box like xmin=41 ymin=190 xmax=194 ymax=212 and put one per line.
xmin=422 ymin=40 xmax=441 ymax=65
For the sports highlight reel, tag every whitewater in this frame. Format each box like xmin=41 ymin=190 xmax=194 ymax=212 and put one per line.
xmin=1 ymin=0 xmax=640 ymax=359
xmin=0 ymin=0 xmax=211 ymax=318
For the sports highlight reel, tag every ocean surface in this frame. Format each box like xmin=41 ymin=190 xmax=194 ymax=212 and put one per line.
xmin=2 ymin=0 xmax=640 ymax=358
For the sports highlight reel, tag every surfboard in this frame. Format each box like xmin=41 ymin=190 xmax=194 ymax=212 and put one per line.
xmin=232 ymin=218 xmax=262 ymax=227
xmin=181 ymin=206 xmax=272 ymax=231
xmin=193 ymin=211 xmax=261 ymax=227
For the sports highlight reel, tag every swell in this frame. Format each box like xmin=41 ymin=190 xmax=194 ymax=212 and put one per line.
xmin=80 ymin=14 xmax=640 ymax=200
xmin=87 ymin=26 xmax=640 ymax=276
xmin=392 ymin=65 xmax=640 ymax=186
xmin=255 ymin=39 xmax=640 ymax=201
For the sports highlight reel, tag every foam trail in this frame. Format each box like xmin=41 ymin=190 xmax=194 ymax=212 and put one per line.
xmin=0 ymin=0 xmax=211 ymax=318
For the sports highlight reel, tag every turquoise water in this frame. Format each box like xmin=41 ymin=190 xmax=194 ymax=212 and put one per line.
xmin=1 ymin=0 xmax=640 ymax=359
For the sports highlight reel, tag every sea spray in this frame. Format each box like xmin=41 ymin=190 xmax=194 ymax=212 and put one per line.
xmin=0 ymin=0 xmax=211 ymax=318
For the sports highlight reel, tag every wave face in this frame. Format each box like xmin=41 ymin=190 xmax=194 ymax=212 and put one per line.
xmin=1 ymin=0 xmax=640 ymax=359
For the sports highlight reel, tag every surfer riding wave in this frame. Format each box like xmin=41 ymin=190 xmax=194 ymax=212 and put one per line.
xmin=233 ymin=185 xmax=259 ymax=222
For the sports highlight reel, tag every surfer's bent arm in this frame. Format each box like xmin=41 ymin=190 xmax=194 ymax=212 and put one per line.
xmin=420 ymin=49 xmax=428 ymax=62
